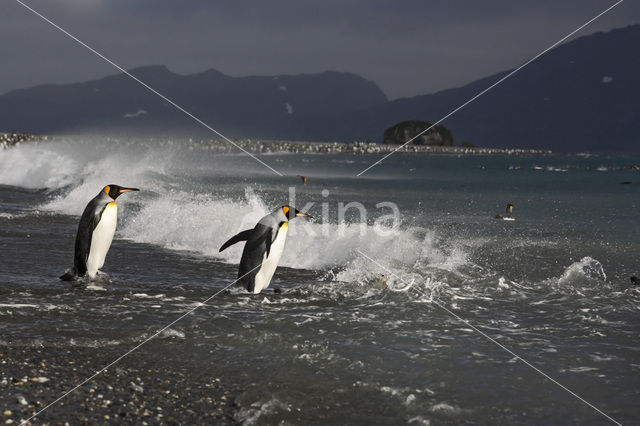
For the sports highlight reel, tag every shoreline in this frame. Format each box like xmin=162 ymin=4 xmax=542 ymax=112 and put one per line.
xmin=227 ymin=139 xmax=553 ymax=156
xmin=0 ymin=132 xmax=552 ymax=156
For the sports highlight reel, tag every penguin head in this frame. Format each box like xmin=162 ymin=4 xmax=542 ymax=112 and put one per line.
xmin=506 ymin=203 xmax=514 ymax=213
xmin=280 ymin=205 xmax=312 ymax=221
xmin=103 ymin=184 xmax=140 ymax=200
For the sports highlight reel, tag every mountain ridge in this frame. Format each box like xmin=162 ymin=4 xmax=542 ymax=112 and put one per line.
xmin=1 ymin=24 xmax=639 ymax=151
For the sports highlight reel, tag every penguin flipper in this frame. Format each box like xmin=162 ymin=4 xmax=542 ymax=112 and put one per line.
xmin=243 ymin=224 xmax=273 ymax=257
xmin=265 ymin=231 xmax=272 ymax=257
xmin=219 ymin=229 xmax=253 ymax=252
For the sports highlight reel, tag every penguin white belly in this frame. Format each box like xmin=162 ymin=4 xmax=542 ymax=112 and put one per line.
xmin=253 ymin=224 xmax=288 ymax=294
xmin=86 ymin=202 xmax=118 ymax=278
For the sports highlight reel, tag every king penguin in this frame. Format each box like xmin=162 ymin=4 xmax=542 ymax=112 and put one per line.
xmin=495 ymin=203 xmax=515 ymax=221
xmin=219 ymin=205 xmax=311 ymax=293
xmin=60 ymin=184 xmax=139 ymax=281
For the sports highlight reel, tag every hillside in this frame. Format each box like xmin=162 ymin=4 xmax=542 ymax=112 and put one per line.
xmin=294 ymin=25 xmax=640 ymax=152
xmin=0 ymin=66 xmax=387 ymax=139
xmin=1 ymin=25 xmax=639 ymax=151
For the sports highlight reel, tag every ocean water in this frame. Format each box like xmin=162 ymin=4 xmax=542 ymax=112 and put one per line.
xmin=1 ymin=137 xmax=639 ymax=424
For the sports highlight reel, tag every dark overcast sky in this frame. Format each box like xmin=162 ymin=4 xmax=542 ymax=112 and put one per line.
xmin=1 ymin=0 xmax=638 ymax=99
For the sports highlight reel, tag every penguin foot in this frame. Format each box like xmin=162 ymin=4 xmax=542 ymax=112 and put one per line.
xmin=60 ymin=268 xmax=78 ymax=281
xmin=96 ymin=270 xmax=111 ymax=279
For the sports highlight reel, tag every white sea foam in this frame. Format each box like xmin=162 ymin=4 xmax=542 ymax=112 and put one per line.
xmin=408 ymin=415 xmax=431 ymax=425
xmin=0 ymin=303 xmax=39 ymax=309
xmin=558 ymin=256 xmax=607 ymax=285
xmin=85 ymin=284 xmax=107 ymax=291
xmin=0 ymin=144 xmax=80 ymax=189
xmin=113 ymin=178 xmax=470 ymax=286
xmin=67 ymin=338 xmax=124 ymax=348
xmin=430 ymin=402 xmax=464 ymax=415
xmin=132 ymin=293 xmax=166 ymax=299
xmin=160 ymin=328 xmax=185 ymax=339
xmin=235 ymin=398 xmax=291 ymax=425
xmin=566 ymin=366 xmax=599 ymax=373
xmin=130 ymin=293 xmax=186 ymax=302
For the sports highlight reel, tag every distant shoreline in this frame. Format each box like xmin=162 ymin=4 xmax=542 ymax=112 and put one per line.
xmin=232 ymin=139 xmax=552 ymax=156
xmin=0 ymin=132 xmax=552 ymax=156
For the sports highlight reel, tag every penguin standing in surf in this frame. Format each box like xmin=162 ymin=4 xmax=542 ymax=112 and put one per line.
xmin=219 ymin=205 xmax=311 ymax=293
xmin=60 ymin=185 xmax=139 ymax=281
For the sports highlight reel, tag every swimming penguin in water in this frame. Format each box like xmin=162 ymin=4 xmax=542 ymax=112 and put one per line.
xmin=219 ymin=205 xmax=312 ymax=293
xmin=379 ymin=275 xmax=388 ymax=288
xmin=297 ymin=175 xmax=307 ymax=184
xmin=60 ymin=185 xmax=139 ymax=281
xmin=495 ymin=203 xmax=515 ymax=221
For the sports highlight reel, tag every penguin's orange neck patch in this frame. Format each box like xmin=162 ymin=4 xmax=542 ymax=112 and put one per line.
xmin=104 ymin=185 xmax=111 ymax=196
xmin=281 ymin=222 xmax=289 ymax=229
xmin=282 ymin=206 xmax=289 ymax=215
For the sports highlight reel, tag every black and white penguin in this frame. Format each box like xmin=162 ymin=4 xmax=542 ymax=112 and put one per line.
xmin=219 ymin=205 xmax=311 ymax=293
xmin=60 ymin=184 xmax=139 ymax=281
xmin=495 ymin=203 xmax=515 ymax=221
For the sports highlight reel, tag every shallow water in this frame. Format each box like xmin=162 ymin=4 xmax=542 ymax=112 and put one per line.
xmin=1 ymin=137 xmax=639 ymax=424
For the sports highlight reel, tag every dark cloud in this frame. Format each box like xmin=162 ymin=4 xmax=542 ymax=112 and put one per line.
xmin=1 ymin=0 xmax=638 ymax=99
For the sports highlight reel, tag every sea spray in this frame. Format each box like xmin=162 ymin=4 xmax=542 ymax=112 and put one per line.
xmin=0 ymin=136 xmax=491 ymax=291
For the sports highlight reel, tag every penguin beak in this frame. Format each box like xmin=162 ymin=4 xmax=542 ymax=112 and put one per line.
xmin=119 ymin=187 xmax=140 ymax=194
xmin=295 ymin=212 xmax=312 ymax=219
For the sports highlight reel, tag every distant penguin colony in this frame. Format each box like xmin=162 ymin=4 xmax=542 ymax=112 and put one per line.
xmin=219 ymin=205 xmax=311 ymax=294
xmin=60 ymin=185 xmax=139 ymax=281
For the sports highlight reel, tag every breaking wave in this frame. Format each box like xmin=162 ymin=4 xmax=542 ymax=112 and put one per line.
xmin=3 ymin=137 xmax=615 ymax=298
xmin=0 ymin=137 xmax=471 ymax=289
